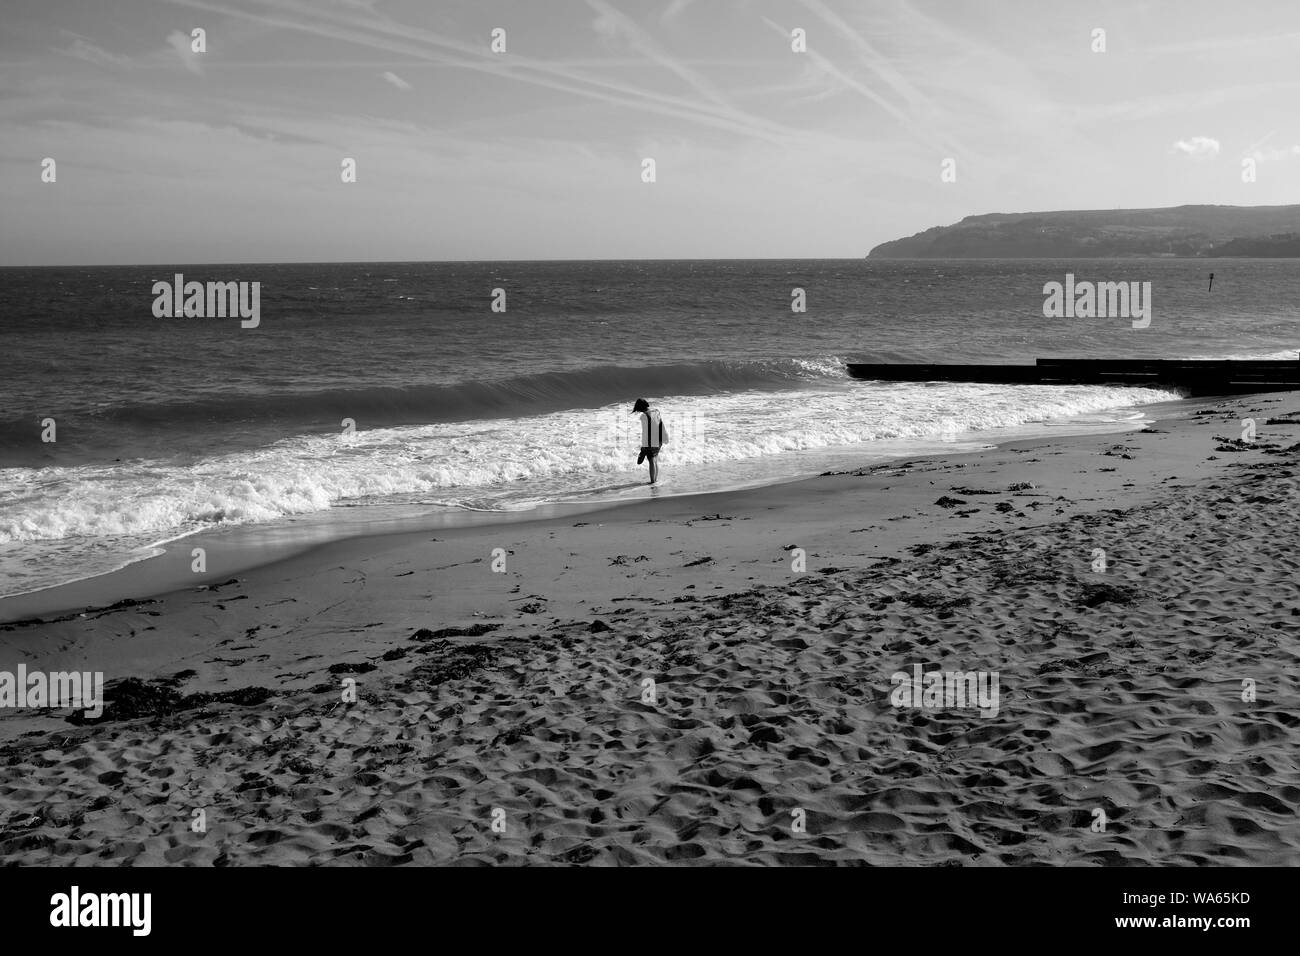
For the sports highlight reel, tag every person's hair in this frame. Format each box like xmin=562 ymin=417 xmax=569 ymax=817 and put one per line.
xmin=632 ymin=398 xmax=649 ymax=412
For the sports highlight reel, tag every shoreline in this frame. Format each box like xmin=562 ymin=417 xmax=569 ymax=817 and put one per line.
xmin=1 ymin=390 xmax=1297 ymax=864
xmin=0 ymin=400 xmax=1171 ymax=624
xmin=0 ymin=394 xmax=1208 ymax=668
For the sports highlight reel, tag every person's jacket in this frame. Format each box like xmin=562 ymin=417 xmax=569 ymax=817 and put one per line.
xmin=641 ymin=409 xmax=668 ymax=448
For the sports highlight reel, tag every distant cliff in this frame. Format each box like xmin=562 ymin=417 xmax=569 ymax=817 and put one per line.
xmin=868 ymin=204 xmax=1300 ymax=258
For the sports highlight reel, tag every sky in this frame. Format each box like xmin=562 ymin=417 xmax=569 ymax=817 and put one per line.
xmin=1 ymin=0 xmax=1299 ymax=265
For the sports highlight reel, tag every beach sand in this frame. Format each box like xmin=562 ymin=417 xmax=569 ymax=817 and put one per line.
xmin=2 ymin=394 xmax=1298 ymax=865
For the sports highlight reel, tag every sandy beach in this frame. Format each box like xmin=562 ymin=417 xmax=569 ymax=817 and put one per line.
xmin=2 ymin=393 xmax=1298 ymax=866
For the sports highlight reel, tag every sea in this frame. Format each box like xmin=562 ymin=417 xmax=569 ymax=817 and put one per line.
xmin=2 ymin=258 xmax=1298 ymax=601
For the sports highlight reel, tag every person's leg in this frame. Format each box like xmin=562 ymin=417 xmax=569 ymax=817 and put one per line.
xmin=649 ymin=450 xmax=658 ymax=484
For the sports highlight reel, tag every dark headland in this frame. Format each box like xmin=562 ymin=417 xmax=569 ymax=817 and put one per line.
xmin=869 ymin=203 xmax=1300 ymax=258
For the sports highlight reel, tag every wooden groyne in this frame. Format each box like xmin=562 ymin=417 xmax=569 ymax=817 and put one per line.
xmin=845 ymin=359 xmax=1300 ymax=395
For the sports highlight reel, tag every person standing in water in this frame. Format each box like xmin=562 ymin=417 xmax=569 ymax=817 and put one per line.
xmin=632 ymin=398 xmax=668 ymax=484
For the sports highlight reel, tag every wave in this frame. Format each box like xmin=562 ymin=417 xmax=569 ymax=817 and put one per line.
xmin=0 ymin=379 xmax=1177 ymax=547
xmin=1190 ymin=348 xmax=1300 ymax=362
xmin=0 ymin=356 xmax=849 ymax=444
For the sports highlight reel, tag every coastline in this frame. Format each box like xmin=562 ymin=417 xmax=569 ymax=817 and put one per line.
xmin=1 ymin=390 xmax=1297 ymax=864
xmin=0 ymin=392 xmax=1229 ymax=702
xmin=0 ymin=400 xmax=1167 ymax=624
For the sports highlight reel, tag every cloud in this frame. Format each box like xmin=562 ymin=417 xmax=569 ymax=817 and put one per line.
xmin=661 ymin=0 xmax=696 ymax=24
xmin=166 ymin=30 xmax=203 ymax=74
xmin=153 ymin=0 xmax=803 ymax=146
xmin=60 ymin=38 xmax=131 ymax=68
xmin=590 ymin=7 xmax=623 ymax=43
xmin=1249 ymin=145 xmax=1300 ymax=162
xmin=586 ymin=0 xmax=732 ymax=109
xmin=1172 ymin=136 xmax=1220 ymax=159
xmin=380 ymin=70 xmax=411 ymax=90
xmin=786 ymin=1 xmax=972 ymax=156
